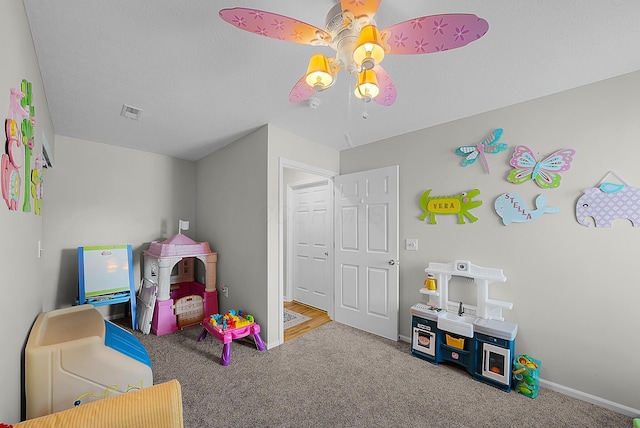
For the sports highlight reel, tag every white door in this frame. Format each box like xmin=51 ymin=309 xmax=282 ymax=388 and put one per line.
xmin=291 ymin=180 xmax=332 ymax=310
xmin=334 ymin=165 xmax=399 ymax=341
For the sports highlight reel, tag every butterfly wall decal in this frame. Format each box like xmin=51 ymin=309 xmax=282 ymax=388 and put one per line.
xmin=507 ymin=146 xmax=576 ymax=188
xmin=455 ymin=128 xmax=507 ymax=174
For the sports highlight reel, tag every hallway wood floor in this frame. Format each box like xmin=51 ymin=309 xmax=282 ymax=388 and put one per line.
xmin=284 ymin=301 xmax=331 ymax=343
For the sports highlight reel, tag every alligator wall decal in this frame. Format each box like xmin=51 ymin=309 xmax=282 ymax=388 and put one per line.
xmin=418 ymin=189 xmax=483 ymax=224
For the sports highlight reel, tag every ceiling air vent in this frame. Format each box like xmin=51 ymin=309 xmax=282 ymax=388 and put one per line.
xmin=120 ymin=104 xmax=142 ymax=120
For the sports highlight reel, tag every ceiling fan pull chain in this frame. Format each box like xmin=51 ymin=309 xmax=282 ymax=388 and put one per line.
xmin=362 ymin=98 xmax=369 ymax=120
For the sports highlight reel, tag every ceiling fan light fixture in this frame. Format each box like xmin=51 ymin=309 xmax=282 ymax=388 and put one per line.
xmin=354 ymin=68 xmax=379 ymax=100
xmin=220 ymin=6 xmax=488 ymax=108
xmin=305 ymin=53 xmax=333 ymax=91
xmin=353 ymin=24 xmax=385 ymax=70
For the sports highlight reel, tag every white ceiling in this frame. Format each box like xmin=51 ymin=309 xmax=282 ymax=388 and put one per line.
xmin=23 ymin=0 xmax=640 ymax=161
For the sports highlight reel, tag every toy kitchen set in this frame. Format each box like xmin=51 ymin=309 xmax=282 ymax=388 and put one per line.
xmin=410 ymin=260 xmax=518 ymax=392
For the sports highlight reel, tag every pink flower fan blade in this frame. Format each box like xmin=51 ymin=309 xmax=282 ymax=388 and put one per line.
xmin=383 ymin=14 xmax=488 ymax=55
xmin=219 ymin=8 xmax=331 ymax=45
xmin=372 ymin=65 xmax=397 ymax=106
xmin=289 ymin=75 xmax=316 ymax=103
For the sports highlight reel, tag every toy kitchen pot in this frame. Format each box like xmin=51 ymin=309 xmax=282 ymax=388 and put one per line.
xmin=411 ymin=260 xmax=518 ymax=392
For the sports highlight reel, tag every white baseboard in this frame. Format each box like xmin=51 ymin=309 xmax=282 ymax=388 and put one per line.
xmin=539 ymin=379 xmax=640 ymax=418
xmin=399 ymin=334 xmax=638 ymax=417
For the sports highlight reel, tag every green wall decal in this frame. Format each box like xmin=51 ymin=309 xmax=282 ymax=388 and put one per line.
xmin=418 ymin=189 xmax=483 ymax=224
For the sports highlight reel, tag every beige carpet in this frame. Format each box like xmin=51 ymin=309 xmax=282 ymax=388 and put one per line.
xmin=127 ymin=320 xmax=633 ymax=427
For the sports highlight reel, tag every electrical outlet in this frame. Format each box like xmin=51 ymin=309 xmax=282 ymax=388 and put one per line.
xmin=221 ymin=284 xmax=228 ymax=298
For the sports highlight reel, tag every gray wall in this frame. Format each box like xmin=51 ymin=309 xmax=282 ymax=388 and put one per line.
xmin=195 ymin=126 xmax=269 ymax=340
xmin=42 ymin=136 xmax=196 ymax=314
xmin=340 ymin=70 xmax=640 ymax=411
xmin=0 ymin=0 xmax=54 ymax=422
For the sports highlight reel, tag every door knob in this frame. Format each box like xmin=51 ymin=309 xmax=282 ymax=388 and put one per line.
xmin=324 ymin=251 xmax=329 ymax=256
xmin=389 ymin=260 xmax=396 ymax=265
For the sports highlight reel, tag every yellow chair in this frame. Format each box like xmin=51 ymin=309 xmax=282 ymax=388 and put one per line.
xmin=16 ymin=380 xmax=183 ymax=428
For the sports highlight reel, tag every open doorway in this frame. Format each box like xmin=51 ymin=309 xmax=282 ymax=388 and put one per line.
xmin=278 ymin=159 xmax=337 ymax=344
xmin=278 ymin=160 xmax=399 ymax=345
xmin=283 ymin=301 xmax=331 ymax=342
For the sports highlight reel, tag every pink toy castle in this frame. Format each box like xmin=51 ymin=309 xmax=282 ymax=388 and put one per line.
xmin=142 ymin=233 xmax=218 ymax=336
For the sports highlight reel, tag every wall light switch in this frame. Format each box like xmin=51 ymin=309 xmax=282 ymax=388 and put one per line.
xmin=405 ymin=238 xmax=418 ymax=251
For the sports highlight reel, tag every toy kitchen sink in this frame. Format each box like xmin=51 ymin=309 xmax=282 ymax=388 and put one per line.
xmin=437 ymin=311 xmax=476 ymax=338
xmin=411 ymin=260 xmax=518 ymax=392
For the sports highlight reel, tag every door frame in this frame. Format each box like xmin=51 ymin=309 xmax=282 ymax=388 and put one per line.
xmin=287 ymin=177 xmax=332 ymax=309
xmin=278 ymin=158 xmax=338 ymax=345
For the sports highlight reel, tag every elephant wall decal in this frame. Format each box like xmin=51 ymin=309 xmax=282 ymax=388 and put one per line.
xmin=575 ymin=182 xmax=640 ymax=227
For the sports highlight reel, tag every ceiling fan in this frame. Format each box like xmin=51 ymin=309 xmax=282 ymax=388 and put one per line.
xmin=219 ymin=1 xmax=488 ymax=106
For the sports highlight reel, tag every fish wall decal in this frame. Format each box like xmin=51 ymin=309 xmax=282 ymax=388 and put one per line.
xmin=494 ymin=193 xmax=559 ymax=225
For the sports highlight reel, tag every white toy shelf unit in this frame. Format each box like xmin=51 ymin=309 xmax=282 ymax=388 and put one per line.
xmin=140 ymin=230 xmax=218 ymax=336
xmin=423 ymin=260 xmax=512 ymax=320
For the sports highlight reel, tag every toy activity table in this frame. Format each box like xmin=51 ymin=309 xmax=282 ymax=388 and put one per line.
xmin=198 ymin=316 xmax=265 ymax=366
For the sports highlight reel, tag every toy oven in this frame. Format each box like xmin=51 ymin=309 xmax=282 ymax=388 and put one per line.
xmin=412 ymin=323 xmax=436 ymax=357
xmin=480 ymin=342 xmax=511 ymax=385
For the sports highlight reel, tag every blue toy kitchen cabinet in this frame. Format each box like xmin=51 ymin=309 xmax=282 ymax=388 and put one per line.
xmin=473 ymin=319 xmax=518 ymax=391
xmin=410 ymin=303 xmax=442 ymax=364
xmin=411 ymin=260 xmax=518 ymax=392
